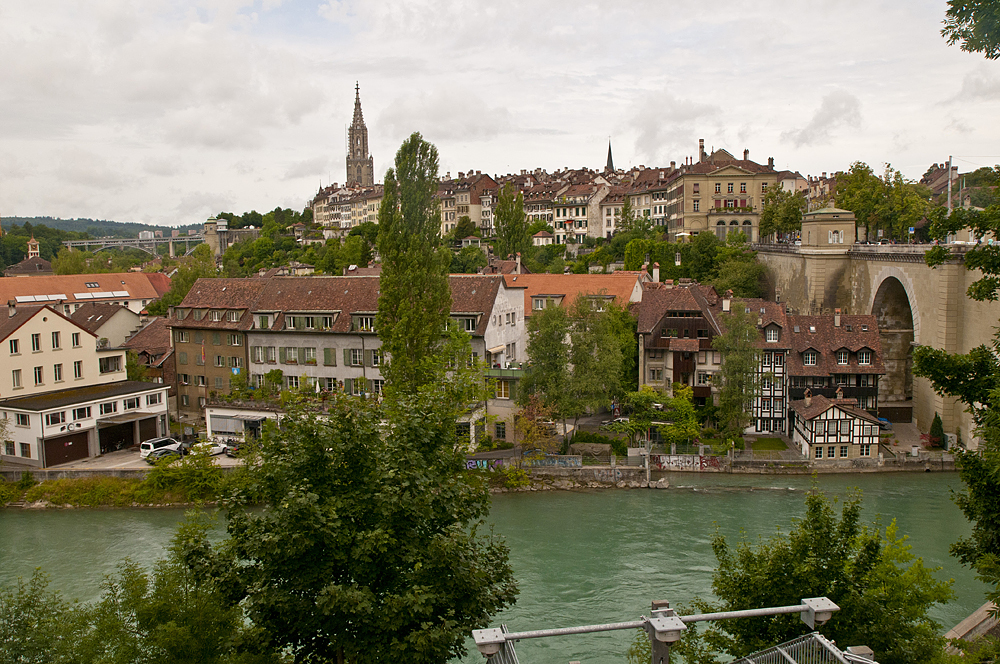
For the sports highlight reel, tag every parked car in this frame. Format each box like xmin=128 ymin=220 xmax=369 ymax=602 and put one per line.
xmin=192 ymin=440 xmax=229 ymax=456
xmin=145 ymin=448 xmax=182 ymax=464
xmin=877 ymin=417 xmax=893 ymax=431
xmin=601 ymin=417 xmax=630 ymax=426
xmin=225 ymin=442 xmax=241 ymax=458
xmin=139 ymin=437 xmax=183 ymax=459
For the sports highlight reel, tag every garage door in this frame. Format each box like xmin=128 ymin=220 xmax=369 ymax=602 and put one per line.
xmin=138 ymin=417 xmax=157 ymax=443
xmin=44 ymin=432 xmax=90 ymax=467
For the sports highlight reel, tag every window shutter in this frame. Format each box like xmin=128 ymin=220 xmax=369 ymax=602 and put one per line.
xmin=297 ymin=347 xmax=306 ymax=364
xmin=364 ymin=350 xmax=372 ymax=367
xmin=279 ymin=347 xmax=287 ymax=363
xmin=344 ymin=348 xmax=350 ymax=366
xmin=324 ymin=348 xmax=335 ymax=366
xmin=344 ymin=378 xmax=352 ymax=395
xmin=367 ymin=379 xmax=374 ymax=394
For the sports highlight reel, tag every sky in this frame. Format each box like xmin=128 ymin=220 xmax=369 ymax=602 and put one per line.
xmin=1 ymin=0 xmax=999 ymax=226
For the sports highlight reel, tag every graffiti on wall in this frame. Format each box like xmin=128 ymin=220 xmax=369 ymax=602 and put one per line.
xmin=466 ymin=458 xmax=505 ymax=471
xmin=650 ymin=454 xmax=723 ymax=471
xmin=523 ymin=455 xmax=583 ymax=468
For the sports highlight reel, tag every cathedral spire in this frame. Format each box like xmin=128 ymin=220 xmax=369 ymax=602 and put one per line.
xmin=606 ymin=140 xmax=614 ymax=173
xmin=347 ymin=83 xmax=374 ymax=186
xmin=353 ymin=81 xmax=365 ymax=126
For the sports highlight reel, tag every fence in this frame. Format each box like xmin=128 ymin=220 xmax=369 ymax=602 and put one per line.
xmin=733 ymin=632 xmax=876 ymax=664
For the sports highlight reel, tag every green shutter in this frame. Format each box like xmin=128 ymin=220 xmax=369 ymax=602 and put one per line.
xmin=364 ymin=350 xmax=372 ymax=367
xmin=297 ymin=347 xmax=306 ymax=364
xmin=367 ymin=379 xmax=374 ymax=394
xmin=324 ymin=348 xmax=335 ymax=366
xmin=344 ymin=348 xmax=350 ymax=366
xmin=344 ymin=378 xmax=352 ymax=395
xmin=279 ymin=347 xmax=287 ymax=363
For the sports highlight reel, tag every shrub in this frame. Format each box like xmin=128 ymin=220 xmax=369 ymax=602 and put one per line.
xmin=0 ymin=479 xmax=17 ymax=505
xmin=16 ymin=472 xmax=36 ymax=491
xmin=930 ymin=412 xmax=944 ymax=447
xmin=143 ymin=447 xmax=222 ymax=502
xmin=25 ymin=477 xmax=144 ymax=507
xmin=493 ymin=466 xmax=529 ymax=489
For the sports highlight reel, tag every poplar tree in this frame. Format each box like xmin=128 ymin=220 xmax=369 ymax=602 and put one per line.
xmin=493 ymin=182 xmax=528 ymax=259
xmin=712 ymin=303 xmax=760 ymax=439
xmin=376 ymin=132 xmax=454 ymax=397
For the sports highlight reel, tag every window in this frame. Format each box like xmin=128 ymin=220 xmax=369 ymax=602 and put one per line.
xmin=33 ymin=366 xmax=43 ymax=385
xmin=815 ymin=446 xmax=823 ymax=459
xmin=179 ymin=373 xmax=190 ymax=385
xmin=761 ymin=183 xmax=768 ymax=193
xmin=72 ymin=333 xmax=80 ymax=347
xmin=727 ymin=182 xmax=734 ymax=193
xmin=761 ymin=398 xmax=771 ymax=411
xmin=12 ymin=369 xmax=21 ymax=389
xmin=45 ymin=412 xmax=66 ymax=427
xmin=740 ymin=182 xmax=747 ymax=193
xmin=31 ymin=333 xmax=40 ymax=352
xmin=371 ymin=379 xmax=384 ymax=395
xmin=371 ymin=349 xmax=381 ymax=366
xmin=496 ymin=380 xmax=511 ymax=399
xmin=860 ymin=444 xmax=871 ymax=457
xmin=840 ymin=445 xmax=849 ymax=458
xmin=355 ymin=317 xmax=375 ymax=332
xmin=697 ymin=371 xmax=712 ymax=385
xmin=100 ymin=401 xmax=118 ymax=415
xmin=198 ymin=397 xmax=206 ymax=408
xmin=693 ymin=183 xmax=700 ymax=194
xmin=761 ymin=377 xmax=772 ymax=389
xmin=228 ymin=334 xmax=242 ymax=346
xmin=495 ymin=421 xmax=506 ymax=439
xmin=124 ymin=397 xmax=140 ymax=410
xmin=146 ymin=393 xmax=162 ymax=406
xmin=350 ymin=349 xmax=363 ymax=366
xmin=73 ymin=361 xmax=82 ymax=379
xmin=99 ymin=356 xmax=122 ymax=374
xmin=9 ymin=339 xmax=19 ymax=355
xmin=774 ymin=353 xmax=784 ymax=367
xmin=715 ymin=182 xmax=721 ymax=194
xmin=20 ymin=443 xmax=30 ymax=458
xmin=858 ymin=350 xmax=872 ymax=365
xmin=227 ymin=310 xmax=240 ymax=322
xmin=196 ymin=375 xmax=206 ymax=387
xmin=303 ymin=347 xmax=316 ymax=364
xmin=53 ymin=364 xmax=63 ymax=382
xmin=833 ymin=349 xmax=848 ymax=365
xmin=692 ymin=200 xmax=700 ymax=212
xmin=533 ymin=298 xmax=545 ymax=310
xmin=229 ymin=357 xmax=243 ymax=368
xmin=649 ymin=368 xmax=664 ymax=381
xmin=803 ymin=350 xmax=817 ymax=366
xmin=15 ymin=413 xmax=29 ymax=427
xmin=212 ymin=332 xmax=221 ymax=345
xmin=828 ymin=446 xmax=837 ymax=458
xmin=215 ymin=377 xmax=224 ymax=389
xmin=766 ymin=328 xmax=778 ymax=342
xmin=73 ymin=406 xmax=91 ymax=420
xmin=176 ymin=330 xmax=190 ymax=343
xmin=215 ymin=355 xmax=225 ymax=368
xmin=3 ymin=441 xmax=12 ymax=456
xmin=286 ymin=375 xmax=300 ymax=389
xmin=210 ymin=310 xmax=223 ymax=321
xmin=258 ymin=315 xmax=270 ymax=329
xmin=181 ymin=395 xmax=189 ymax=406
xmin=51 ymin=331 xmax=61 ymax=349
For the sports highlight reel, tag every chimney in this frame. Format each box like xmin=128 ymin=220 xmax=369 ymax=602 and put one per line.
xmin=744 ymin=148 xmax=749 ymax=160
xmin=670 ymin=160 xmax=676 ymax=170
xmin=768 ymin=157 xmax=774 ymax=169
xmin=516 ymin=252 xmax=521 ymax=273
xmin=7 ymin=301 xmax=15 ymax=318
xmin=652 ymin=262 xmax=660 ymax=283
xmin=822 ymin=172 xmax=827 ymax=179
xmin=458 ymin=172 xmax=464 ymax=179
xmin=804 ymin=388 xmax=812 ymax=407
xmin=835 ymin=386 xmax=844 ymax=400
xmin=722 ymin=295 xmax=731 ymax=312
xmin=699 ymin=139 xmax=706 ymax=162
xmin=664 ymin=279 xmax=674 ymax=289
xmin=834 ymin=308 xmax=841 ymax=327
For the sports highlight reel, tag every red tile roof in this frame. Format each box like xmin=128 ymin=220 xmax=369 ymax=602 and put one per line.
xmin=789 ymin=394 xmax=880 ymax=424
xmin=504 ymin=273 xmax=644 ymax=315
xmin=0 ymin=272 xmax=170 ymax=307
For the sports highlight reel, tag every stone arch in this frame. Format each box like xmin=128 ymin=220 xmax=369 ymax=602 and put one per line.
xmin=870 ymin=270 xmax=917 ymax=405
xmin=868 ymin=266 xmax=920 ymax=343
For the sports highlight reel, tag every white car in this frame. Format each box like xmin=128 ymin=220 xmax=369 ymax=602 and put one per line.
xmin=192 ymin=440 xmax=229 ymax=456
xmin=138 ymin=437 xmax=183 ymax=459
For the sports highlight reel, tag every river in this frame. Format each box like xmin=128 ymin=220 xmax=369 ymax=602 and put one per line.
xmin=0 ymin=472 xmax=988 ymax=663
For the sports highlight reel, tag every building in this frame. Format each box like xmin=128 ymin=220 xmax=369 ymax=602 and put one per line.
xmin=532 ymin=231 xmax=554 ymax=246
xmin=0 ymin=272 xmax=170 ymax=315
xmin=437 ymin=172 xmax=498 ymax=236
xmin=122 ymin=317 xmax=175 ymax=402
xmin=4 ymin=255 xmax=53 ymax=277
xmin=69 ymin=303 xmax=142 ymax=348
xmin=788 ymin=391 xmax=882 ymax=461
xmin=346 ymin=83 xmax=375 ymax=187
xmin=0 ymin=304 xmax=168 ymax=467
xmin=505 ymin=272 xmax=649 ymax=320
xmin=202 ymin=218 xmax=260 ymax=257
xmin=551 ymin=183 xmax=610 ymax=244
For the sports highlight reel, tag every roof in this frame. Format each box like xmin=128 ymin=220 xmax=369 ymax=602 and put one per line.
xmin=4 ymin=256 xmax=53 ymax=276
xmin=122 ymin=317 xmax=171 ymax=354
xmin=635 ymin=287 xmax=705 ymax=334
xmin=504 ymin=273 xmax=644 ymax=315
xmin=785 ymin=314 xmax=884 ymax=375
xmin=533 ymin=231 xmax=554 ymax=237
xmin=0 ymin=380 xmax=164 ymax=412
xmin=69 ymin=303 xmax=136 ymax=334
xmin=0 ymin=272 xmax=170 ymax=307
xmin=172 ymin=278 xmax=271 ymax=331
xmin=0 ymin=304 xmax=95 ymax=343
xmin=788 ymin=394 xmax=880 ymax=424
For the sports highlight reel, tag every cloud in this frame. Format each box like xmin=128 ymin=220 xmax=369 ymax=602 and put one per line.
xmin=379 ymin=89 xmax=513 ymax=142
xmin=780 ymin=91 xmax=861 ymax=147
xmin=174 ymin=190 xmax=235 ymax=218
xmin=954 ymin=66 xmax=1000 ymax=101
xmin=282 ymin=156 xmax=330 ymax=181
xmin=629 ymin=89 xmax=720 ymax=164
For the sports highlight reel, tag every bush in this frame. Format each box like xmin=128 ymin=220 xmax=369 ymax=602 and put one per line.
xmin=570 ymin=430 xmax=626 ymax=457
xmin=493 ymin=466 xmax=529 ymax=489
xmin=16 ymin=472 xmax=36 ymax=491
xmin=930 ymin=412 xmax=944 ymax=447
xmin=143 ymin=447 xmax=222 ymax=502
xmin=26 ymin=477 xmax=145 ymax=507
xmin=0 ymin=479 xmax=17 ymax=505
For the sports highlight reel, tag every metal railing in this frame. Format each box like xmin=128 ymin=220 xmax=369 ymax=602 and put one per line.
xmin=733 ymin=632 xmax=876 ymax=664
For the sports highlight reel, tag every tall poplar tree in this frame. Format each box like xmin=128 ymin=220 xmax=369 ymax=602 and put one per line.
xmin=493 ymin=182 xmax=528 ymax=259
xmin=376 ymin=132 xmax=454 ymax=397
xmin=712 ymin=303 xmax=760 ymax=438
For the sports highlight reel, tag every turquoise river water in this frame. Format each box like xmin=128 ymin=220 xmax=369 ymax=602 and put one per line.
xmin=0 ymin=472 xmax=987 ymax=663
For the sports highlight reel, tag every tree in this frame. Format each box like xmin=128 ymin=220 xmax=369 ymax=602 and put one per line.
xmin=0 ymin=570 xmax=86 ymax=663
xmin=126 ymin=351 xmax=150 ymax=382
xmin=606 ymin=301 xmax=639 ymax=391
xmin=930 ymin=412 xmax=945 ymax=446
xmin=376 ymin=132 xmax=454 ymax=397
xmin=711 ymin=232 xmax=766 ymax=298
xmin=759 ymin=188 xmax=807 ymax=240
xmin=699 ymin=489 xmax=954 ymax=664
xmin=450 ymin=245 xmax=488 ymax=274
xmin=607 ymin=384 xmax=661 ymax=448
xmin=836 ymin=162 xmax=931 ymax=241
xmin=452 ymin=216 xmax=477 ymax=241
xmin=663 ymin=383 xmax=700 ymax=447
xmin=493 ymin=183 xmax=529 ymax=259
xmin=191 ymin=396 xmax=517 ymax=663
xmin=712 ymin=304 xmax=760 ymax=438
xmin=623 ymin=238 xmax=650 ymax=271
xmin=521 ymin=302 xmax=570 ymax=421
xmin=942 ymin=0 xmax=1000 ymax=59
xmin=145 ymin=244 xmax=217 ymax=316
xmin=564 ymin=296 xmax=624 ymax=434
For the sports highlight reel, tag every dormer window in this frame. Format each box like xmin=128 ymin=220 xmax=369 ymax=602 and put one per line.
xmin=766 ymin=327 xmax=778 ymax=343
xmin=836 ymin=350 xmax=849 ymax=365
xmin=858 ymin=349 xmax=872 ymax=365
xmin=533 ymin=298 xmax=545 ymax=310
xmin=803 ymin=350 xmax=818 ymax=366
xmin=227 ymin=310 xmax=240 ymax=322
xmin=210 ymin=310 xmax=223 ymax=322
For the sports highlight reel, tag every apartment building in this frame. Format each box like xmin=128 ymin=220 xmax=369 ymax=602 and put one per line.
xmin=551 ymin=183 xmax=610 ymax=243
xmin=437 ymin=172 xmax=498 ymax=235
xmin=0 ymin=304 xmax=168 ymax=466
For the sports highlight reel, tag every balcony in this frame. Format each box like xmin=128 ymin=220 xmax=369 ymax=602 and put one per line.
xmin=486 ymin=366 xmax=529 ymax=379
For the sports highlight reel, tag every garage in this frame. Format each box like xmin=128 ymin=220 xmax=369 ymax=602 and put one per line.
xmin=138 ymin=416 xmax=157 ymax=443
xmin=99 ymin=422 xmax=133 ymax=454
xmin=43 ymin=431 xmax=90 ymax=466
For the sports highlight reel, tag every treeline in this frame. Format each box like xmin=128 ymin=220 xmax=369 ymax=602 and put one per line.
xmin=2 ymin=216 xmax=200 ymax=239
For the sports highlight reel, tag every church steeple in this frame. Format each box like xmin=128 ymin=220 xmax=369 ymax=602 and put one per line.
xmin=346 ymin=82 xmax=375 ymax=187
xmin=606 ymin=140 xmax=614 ymax=173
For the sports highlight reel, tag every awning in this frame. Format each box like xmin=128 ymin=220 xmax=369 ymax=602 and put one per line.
xmin=487 ymin=345 xmax=505 ymax=354
xmin=97 ymin=412 xmax=157 ymax=427
xmin=232 ymin=413 xmax=268 ymax=421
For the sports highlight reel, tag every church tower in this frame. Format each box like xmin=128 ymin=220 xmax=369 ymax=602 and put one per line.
xmin=346 ymin=83 xmax=375 ymax=186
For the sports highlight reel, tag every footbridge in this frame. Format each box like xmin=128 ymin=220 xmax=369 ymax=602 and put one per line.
xmin=757 ymin=241 xmax=1000 ymax=439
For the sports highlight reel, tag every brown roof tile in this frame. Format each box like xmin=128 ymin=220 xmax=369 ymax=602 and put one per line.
xmin=503 ymin=273 xmax=643 ymax=316
xmin=789 ymin=394 xmax=880 ymax=424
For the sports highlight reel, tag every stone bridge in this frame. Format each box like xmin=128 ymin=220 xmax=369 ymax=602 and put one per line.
xmin=757 ymin=242 xmax=1000 ymax=440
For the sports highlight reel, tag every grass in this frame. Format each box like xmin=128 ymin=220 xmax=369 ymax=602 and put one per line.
xmin=752 ymin=437 xmax=788 ymax=451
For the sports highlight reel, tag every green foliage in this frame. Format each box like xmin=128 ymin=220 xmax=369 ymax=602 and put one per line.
xmin=145 ymin=244 xmax=217 ymax=316
xmin=450 ymin=245 xmax=488 ymax=273
xmin=759 ymin=187 xmax=807 ymax=239
xmin=662 ymin=384 xmax=701 ymax=446
xmin=623 ymin=238 xmax=650 ymax=270
xmin=606 ymin=300 xmax=638 ymax=391
xmin=942 ymin=0 xmax=1000 ymax=59
xmin=126 ymin=350 xmax=150 ymax=382
xmin=493 ymin=465 xmax=529 ymax=489
xmin=950 ymin=443 xmax=1000 ymax=611
xmin=452 ymin=216 xmax=477 ymax=241
xmin=190 ymin=394 xmax=518 ymax=663
xmin=17 ymin=471 xmax=36 ymax=491
xmin=930 ymin=412 xmax=945 ymax=446
xmin=701 ymin=489 xmax=954 ymax=664
xmin=836 ymin=162 xmax=932 ymax=240
xmin=0 ymin=479 xmax=16 ymax=505
xmin=913 ymin=333 xmax=1000 ymax=424
xmin=607 ymin=385 xmax=663 ymax=447
xmin=0 ymin=569 xmax=87 ymax=663
xmin=521 ymin=302 xmax=570 ymax=415
xmin=376 ymin=132 xmax=456 ymax=397
xmin=712 ymin=305 xmax=760 ymax=437
xmin=710 ymin=232 xmax=765 ymax=298
xmin=751 ymin=437 xmax=787 ymax=451
xmin=144 ymin=446 xmax=223 ymax=502
xmin=924 ymin=202 xmax=1000 ymax=301
xmin=565 ymin=296 xmax=624 ymax=430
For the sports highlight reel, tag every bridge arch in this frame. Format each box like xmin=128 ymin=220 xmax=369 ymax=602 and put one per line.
xmin=870 ymin=268 xmax=918 ymax=406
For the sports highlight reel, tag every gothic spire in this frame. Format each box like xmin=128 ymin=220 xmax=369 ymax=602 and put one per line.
xmin=352 ymin=81 xmax=365 ymax=127
xmin=606 ymin=140 xmax=614 ymax=173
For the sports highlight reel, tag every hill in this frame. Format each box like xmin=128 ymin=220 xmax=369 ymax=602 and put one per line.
xmin=1 ymin=217 xmax=201 ymax=239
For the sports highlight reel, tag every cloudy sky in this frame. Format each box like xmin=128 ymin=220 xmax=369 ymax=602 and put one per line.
xmin=1 ymin=0 xmax=998 ymax=226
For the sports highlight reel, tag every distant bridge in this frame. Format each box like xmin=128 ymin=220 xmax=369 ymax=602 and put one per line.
xmin=62 ymin=235 xmax=206 ymax=258
xmin=756 ymin=241 xmax=1000 ymax=441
